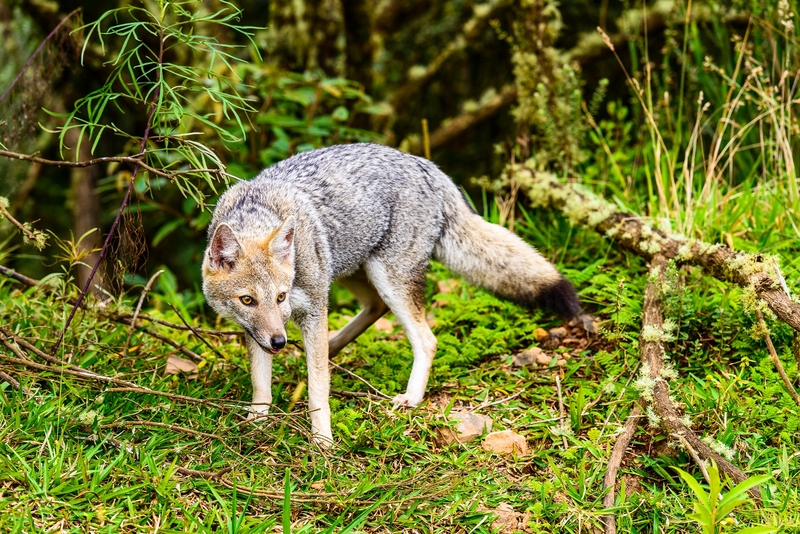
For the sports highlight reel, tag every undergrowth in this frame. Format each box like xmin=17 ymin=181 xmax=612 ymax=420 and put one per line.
xmin=1 ymin=212 xmax=798 ymax=532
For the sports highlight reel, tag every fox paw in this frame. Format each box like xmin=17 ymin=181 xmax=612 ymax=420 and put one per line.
xmin=247 ymin=404 xmax=270 ymax=421
xmin=392 ymin=393 xmax=422 ymax=407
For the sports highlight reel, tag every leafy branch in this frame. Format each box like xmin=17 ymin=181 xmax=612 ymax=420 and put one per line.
xmin=39 ymin=0 xmax=258 ymax=355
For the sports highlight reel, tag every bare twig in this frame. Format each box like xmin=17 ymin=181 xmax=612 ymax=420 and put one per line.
xmin=674 ymin=433 xmax=711 ymax=485
xmin=0 ymin=202 xmax=39 ymax=243
xmin=101 ymin=420 xmax=223 ymax=440
xmin=103 ymin=387 xmax=226 ymax=409
xmin=0 ymin=264 xmax=39 ymax=287
xmin=554 ymin=373 xmax=569 ymax=449
xmin=167 ymin=303 xmax=227 ymax=361
xmin=117 ymin=313 xmax=242 ymax=337
xmin=603 ymin=404 xmax=642 ymax=534
xmin=0 ymin=149 xmax=224 ymax=181
xmin=123 ymin=269 xmax=164 ymax=355
xmin=174 ymin=466 xmax=338 ymax=501
xmin=756 ymin=309 xmax=800 ymax=406
xmin=117 ymin=319 xmax=205 ymax=362
xmin=0 ymin=369 xmax=29 ymax=395
xmin=329 ymin=361 xmax=392 ymax=400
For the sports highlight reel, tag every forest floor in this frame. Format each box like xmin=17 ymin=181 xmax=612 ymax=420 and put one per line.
xmin=1 ymin=209 xmax=798 ymax=533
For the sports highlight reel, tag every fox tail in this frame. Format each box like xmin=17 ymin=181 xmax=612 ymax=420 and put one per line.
xmin=433 ymin=200 xmax=581 ymax=318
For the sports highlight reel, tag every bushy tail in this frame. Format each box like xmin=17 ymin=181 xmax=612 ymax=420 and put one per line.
xmin=433 ymin=205 xmax=580 ymax=318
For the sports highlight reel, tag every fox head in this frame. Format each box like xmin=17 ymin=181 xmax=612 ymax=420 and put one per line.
xmin=202 ymin=217 xmax=296 ymax=354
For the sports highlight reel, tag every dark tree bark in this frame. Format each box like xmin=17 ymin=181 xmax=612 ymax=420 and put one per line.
xmin=342 ymin=0 xmax=374 ymax=94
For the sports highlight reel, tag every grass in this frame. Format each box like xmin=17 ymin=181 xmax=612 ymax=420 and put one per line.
xmin=2 ymin=4 xmax=800 ymax=532
xmin=1 ymin=209 xmax=799 ymax=533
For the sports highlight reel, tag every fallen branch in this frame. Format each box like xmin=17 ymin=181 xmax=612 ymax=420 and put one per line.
xmin=602 ymin=404 xmax=642 ymax=534
xmin=0 ymin=369 xmax=30 ymax=395
xmin=640 ymin=255 xmax=760 ymax=501
xmin=511 ymin=166 xmax=800 ymax=333
xmin=407 ymin=86 xmax=518 ymax=156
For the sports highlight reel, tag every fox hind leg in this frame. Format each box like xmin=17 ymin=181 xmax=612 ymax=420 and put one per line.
xmin=328 ymin=268 xmax=389 ymax=357
xmin=365 ymin=259 xmax=437 ymax=407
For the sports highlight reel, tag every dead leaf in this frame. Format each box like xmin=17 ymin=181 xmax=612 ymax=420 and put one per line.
xmin=374 ymin=317 xmax=394 ymax=333
xmin=482 ymin=430 xmax=529 ymax=455
xmin=164 ymin=355 xmax=198 ymax=379
xmin=478 ymin=503 xmax=533 ymax=533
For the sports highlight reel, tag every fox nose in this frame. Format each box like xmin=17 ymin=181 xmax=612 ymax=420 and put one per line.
xmin=270 ymin=335 xmax=286 ymax=349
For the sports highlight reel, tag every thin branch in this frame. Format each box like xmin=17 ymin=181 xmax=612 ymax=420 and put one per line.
xmin=0 ymin=8 xmax=82 ymax=102
xmin=167 ymin=303 xmax=228 ymax=361
xmin=101 ymin=420 xmax=223 ymax=440
xmin=603 ymin=404 xmax=642 ymax=534
xmin=329 ymin=361 xmax=392 ymax=400
xmin=123 ymin=270 xmax=164 ymax=355
xmin=641 ymin=255 xmax=761 ymax=502
xmin=117 ymin=319 xmax=205 ymax=362
xmin=756 ymin=309 xmax=800 ymax=406
xmin=0 ymin=202 xmax=38 ymax=242
xmin=554 ymin=373 xmax=569 ymax=449
xmin=114 ymin=313 xmax=242 ymax=337
xmin=0 ymin=265 xmax=39 ymax=287
xmin=0 ymin=149 xmax=225 ymax=181
xmin=0 ymin=369 xmax=30 ymax=395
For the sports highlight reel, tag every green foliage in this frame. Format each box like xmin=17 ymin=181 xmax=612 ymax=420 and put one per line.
xmin=54 ymin=0 xmax=259 ymax=205
xmin=245 ymin=70 xmax=384 ymax=167
xmin=673 ymin=462 xmax=776 ymax=534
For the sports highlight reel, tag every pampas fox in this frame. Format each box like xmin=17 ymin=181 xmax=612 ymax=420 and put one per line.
xmin=202 ymin=143 xmax=580 ymax=444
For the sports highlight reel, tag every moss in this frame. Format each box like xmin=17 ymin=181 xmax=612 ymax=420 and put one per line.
xmin=677 ymin=241 xmax=694 ymax=261
xmin=725 ymin=253 xmax=772 ymax=277
xmin=641 ymin=324 xmax=676 ymax=343
xmin=645 ymin=405 xmax=661 ymax=428
xmin=702 ymin=436 xmax=735 ymax=461
xmin=633 ymin=363 xmax=657 ymax=402
xmin=660 ymin=364 xmax=679 ymax=380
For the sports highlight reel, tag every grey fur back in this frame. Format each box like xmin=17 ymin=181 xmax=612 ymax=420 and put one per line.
xmin=209 ymin=143 xmax=466 ymax=282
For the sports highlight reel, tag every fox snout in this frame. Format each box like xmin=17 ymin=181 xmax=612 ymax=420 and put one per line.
xmin=248 ymin=328 xmax=288 ymax=354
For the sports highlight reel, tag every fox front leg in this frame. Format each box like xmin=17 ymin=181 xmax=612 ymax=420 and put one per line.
xmin=299 ymin=310 xmax=333 ymax=446
xmin=246 ymin=332 xmax=273 ymax=419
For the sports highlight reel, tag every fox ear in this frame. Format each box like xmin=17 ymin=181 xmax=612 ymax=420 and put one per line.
xmin=208 ymin=223 xmax=241 ymax=270
xmin=271 ymin=216 xmax=295 ymax=264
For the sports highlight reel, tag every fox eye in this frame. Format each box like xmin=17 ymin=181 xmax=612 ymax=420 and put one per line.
xmin=239 ymin=295 xmax=255 ymax=306
xmin=277 ymin=292 xmax=287 ymax=303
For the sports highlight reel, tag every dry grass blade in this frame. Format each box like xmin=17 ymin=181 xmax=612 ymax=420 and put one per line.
xmin=123 ymin=269 xmax=164 ymax=355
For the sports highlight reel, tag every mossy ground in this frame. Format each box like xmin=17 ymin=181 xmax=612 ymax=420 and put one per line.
xmin=1 ymin=212 xmax=799 ymax=533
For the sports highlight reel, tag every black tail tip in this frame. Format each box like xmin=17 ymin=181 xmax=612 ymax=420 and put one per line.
xmin=535 ymin=276 xmax=581 ymax=318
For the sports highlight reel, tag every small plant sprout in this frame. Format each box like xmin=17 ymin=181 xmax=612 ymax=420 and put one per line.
xmin=673 ymin=461 xmax=775 ymax=534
